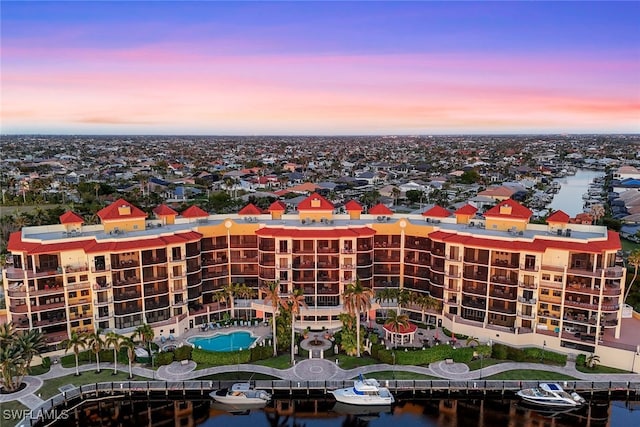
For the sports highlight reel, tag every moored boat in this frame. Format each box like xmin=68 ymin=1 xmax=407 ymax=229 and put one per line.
xmin=516 ymin=383 xmax=585 ymax=408
xmin=209 ymin=382 xmax=271 ymax=406
xmin=328 ymin=374 xmax=394 ymax=406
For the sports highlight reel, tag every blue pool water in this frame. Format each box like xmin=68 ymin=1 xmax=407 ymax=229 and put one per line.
xmin=188 ymin=331 xmax=257 ymax=352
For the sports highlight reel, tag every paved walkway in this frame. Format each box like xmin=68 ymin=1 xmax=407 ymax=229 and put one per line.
xmin=2 ymin=357 xmax=640 ymax=411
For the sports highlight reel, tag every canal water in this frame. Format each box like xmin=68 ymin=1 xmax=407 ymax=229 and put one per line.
xmin=49 ymin=396 xmax=640 ymax=427
xmin=548 ymin=169 xmax=605 ymax=217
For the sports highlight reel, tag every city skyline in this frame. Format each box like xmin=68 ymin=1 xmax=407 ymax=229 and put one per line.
xmin=2 ymin=1 xmax=639 ymax=135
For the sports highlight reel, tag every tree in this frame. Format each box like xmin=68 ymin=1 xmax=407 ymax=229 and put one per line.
xmin=122 ymin=337 xmax=136 ymax=379
xmin=405 ymin=189 xmax=425 ymax=205
xmin=133 ymin=324 xmax=154 ymax=366
xmin=586 ymin=353 xmax=600 ymax=369
xmin=0 ymin=324 xmax=46 ymax=392
xmin=338 ymin=313 xmax=358 ymax=356
xmin=222 ymin=283 xmax=240 ymax=317
xmin=391 ymin=186 xmax=401 ymax=206
xmin=375 ymin=288 xmax=399 ymax=314
xmin=383 ymin=310 xmax=410 ymax=347
xmin=465 ymin=336 xmax=480 ymax=347
xmin=87 ymin=330 xmax=104 ymax=373
xmin=414 ymin=292 xmax=442 ymax=322
xmin=284 ymin=289 xmax=307 ymax=365
xmin=105 ymin=332 xmax=123 ymax=375
xmin=343 ymin=278 xmax=374 ymax=357
xmin=396 ymin=289 xmax=411 ymax=314
xmin=624 ymin=249 xmax=640 ymax=303
xmin=260 ymin=281 xmax=283 ymax=357
xmin=460 ymin=169 xmax=481 ymax=184
xmin=62 ymin=331 xmax=88 ymax=376
xmin=589 ymin=204 xmax=605 ymax=225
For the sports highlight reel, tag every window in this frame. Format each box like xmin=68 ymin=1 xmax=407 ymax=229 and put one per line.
xmin=83 ymin=319 xmax=91 ymax=325
xmin=69 ymin=291 xmax=77 ymax=298
xmin=552 ymin=305 xmax=560 ymax=311
xmin=541 ymin=289 xmax=549 ymax=295
xmin=542 ymin=273 xmax=551 ymax=281
xmin=554 ymin=275 xmax=563 ymax=283
xmin=552 ymin=290 xmax=562 ymax=297
xmin=81 ymin=290 xmax=89 ymax=296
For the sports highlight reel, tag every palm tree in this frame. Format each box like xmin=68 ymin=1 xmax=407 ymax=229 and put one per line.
xmin=396 ymin=289 xmax=411 ymax=314
xmin=586 ymin=353 xmax=601 ymax=369
xmin=384 ymin=310 xmax=410 ymax=347
xmin=235 ymin=284 xmax=257 ymax=319
xmin=62 ymin=331 xmax=88 ymax=376
xmin=414 ymin=292 xmax=442 ymax=322
xmin=375 ymin=288 xmax=398 ymax=314
xmin=105 ymin=332 xmax=123 ymax=375
xmin=391 ymin=186 xmax=401 ymax=206
xmin=465 ymin=336 xmax=480 ymax=347
xmin=260 ymin=281 xmax=283 ymax=357
xmin=133 ymin=324 xmax=154 ymax=365
xmin=222 ymin=283 xmax=240 ymax=318
xmin=87 ymin=330 xmax=104 ymax=373
xmin=343 ymin=278 xmax=374 ymax=357
xmin=122 ymin=337 xmax=136 ymax=379
xmin=285 ymin=289 xmax=307 ymax=365
xmin=589 ymin=204 xmax=605 ymax=225
xmin=17 ymin=329 xmax=46 ymax=370
xmin=624 ymin=249 xmax=640 ymax=303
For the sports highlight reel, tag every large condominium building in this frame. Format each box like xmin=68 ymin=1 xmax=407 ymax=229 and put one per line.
xmin=3 ymin=194 xmax=635 ymax=370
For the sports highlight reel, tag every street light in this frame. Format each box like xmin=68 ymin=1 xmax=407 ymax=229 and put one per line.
xmin=541 ymin=340 xmax=546 ymax=362
xmin=480 ymin=354 xmax=484 ymax=380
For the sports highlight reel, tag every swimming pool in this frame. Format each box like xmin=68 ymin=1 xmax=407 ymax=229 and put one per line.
xmin=188 ymin=331 xmax=257 ymax=352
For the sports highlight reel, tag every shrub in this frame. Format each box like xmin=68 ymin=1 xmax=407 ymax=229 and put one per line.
xmin=156 ymin=351 xmax=174 ymax=366
xmin=576 ymin=354 xmax=586 ymax=368
xmin=174 ymin=346 xmax=192 ymax=361
xmin=492 ymin=343 xmax=508 ymax=360
xmin=41 ymin=356 xmax=51 ymax=369
xmin=249 ymin=345 xmax=272 ymax=362
xmin=192 ymin=348 xmax=252 ymax=366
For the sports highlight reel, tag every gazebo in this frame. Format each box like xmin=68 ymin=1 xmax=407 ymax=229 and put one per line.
xmin=383 ymin=322 xmax=418 ymax=346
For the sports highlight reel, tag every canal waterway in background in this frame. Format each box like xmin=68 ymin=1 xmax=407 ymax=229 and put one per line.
xmin=47 ymin=396 xmax=640 ymax=427
xmin=548 ymin=169 xmax=605 ymax=217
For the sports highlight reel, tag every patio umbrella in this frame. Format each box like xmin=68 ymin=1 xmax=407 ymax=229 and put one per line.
xmin=434 ymin=330 xmax=439 ymax=341
xmin=451 ymin=329 xmax=457 ymax=343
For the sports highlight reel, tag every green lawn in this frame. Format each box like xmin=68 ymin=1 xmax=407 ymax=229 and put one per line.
xmin=484 ymin=370 xmax=577 ymax=381
xmin=335 ymin=354 xmax=378 ymax=369
xmin=198 ymin=372 xmax=279 ymax=381
xmin=576 ymin=364 xmax=631 ymax=374
xmin=29 ymin=364 xmax=51 ymax=376
xmin=621 ymin=238 xmax=640 ymax=253
xmin=254 ymin=354 xmax=291 ymax=369
xmin=0 ymin=400 xmax=29 ymax=424
xmin=466 ymin=358 xmax=506 ymax=371
xmin=351 ymin=371 xmax=437 ymax=380
xmin=38 ymin=371 xmax=141 ymax=400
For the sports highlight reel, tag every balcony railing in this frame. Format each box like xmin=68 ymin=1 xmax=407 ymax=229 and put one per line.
xmin=94 ymin=298 xmax=113 ymax=305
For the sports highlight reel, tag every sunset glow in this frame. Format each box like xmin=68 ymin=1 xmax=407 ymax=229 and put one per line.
xmin=2 ymin=1 xmax=639 ymax=134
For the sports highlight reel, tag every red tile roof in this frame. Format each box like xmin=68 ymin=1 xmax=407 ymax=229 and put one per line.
xmin=478 ymin=186 xmax=516 ymax=198
xmin=368 ymin=203 xmax=393 ymax=215
xmin=97 ymin=199 xmax=147 ymax=221
xmin=428 ymin=229 xmax=621 ymax=254
xmin=484 ymin=200 xmax=532 ymax=220
xmin=181 ymin=205 xmax=208 ymax=218
xmin=59 ymin=211 xmax=84 ymax=224
xmin=344 ymin=200 xmax=363 ymax=212
xmin=422 ymin=205 xmax=452 ymax=218
xmin=547 ymin=210 xmax=570 ymax=223
xmin=297 ymin=193 xmax=334 ymax=211
xmin=238 ymin=203 xmax=263 ymax=215
xmin=455 ymin=204 xmax=478 ymax=216
xmin=268 ymin=201 xmax=286 ymax=211
xmin=8 ymin=230 xmax=204 ymax=254
xmin=256 ymin=227 xmax=375 ymax=238
xmin=383 ymin=322 xmax=417 ymax=334
xmin=153 ymin=204 xmax=178 ymax=216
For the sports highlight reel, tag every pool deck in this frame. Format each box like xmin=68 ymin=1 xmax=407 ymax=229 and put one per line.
xmin=167 ymin=323 xmax=273 ymax=350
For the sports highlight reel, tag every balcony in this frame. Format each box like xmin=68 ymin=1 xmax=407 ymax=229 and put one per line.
xmin=95 ymin=312 xmax=110 ymax=321
xmin=461 ymin=298 xmax=486 ymax=309
xmin=7 ymin=287 xmax=27 ymax=298
xmin=491 ymin=260 xmax=519 ymax=269
xmin=520 ymin=264 xmax=539 ymax=272
xmin=489 ymin=290 xmax=516 ymax=299
xmin=518 ymin=281 xmax=538 ymax=290
xmin=142 ymin=274 xmax=169 ymax=284
xmin=9 ymin=303 xmax=29 ymax=313
xmin=517 ymin=311 xmax=535 ymax=319
xmin=144 ymin=287 xmax=169 ymax=297
xmin=488 ymin=303 xmax=516 ymax=315
xmin=31 ymin=301 xmax=66 ymax=312
xmin=517 ymin=297 xmax=537 ymax=304
xmin=462 ymin=286 xmax=487 ymax=296
xmin=94 ymin=298 xmax=113 ymax=305
xmin=66 ymin=281 xmax=90 ymax=291
xmin=111 ymin=260 xmax=140 ymax=270
xmin=114 ymin=291 xmax=142 ymax=302
xmin=490 ymin=275 xmax=518 ymax=286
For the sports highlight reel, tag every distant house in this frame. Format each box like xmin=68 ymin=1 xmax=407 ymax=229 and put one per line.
xmin=477 ymin=185 xmax=516 ymax=201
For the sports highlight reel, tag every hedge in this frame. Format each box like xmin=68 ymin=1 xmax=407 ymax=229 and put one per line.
xmin=491 ymin=343 xmax=566 ymax=365
xmin=174 ymin=346 xmax=192 ymax=361
xmin=155 ymin=351 xmax=174 ymax=366
xmin=61 ymin=348 xmax=128 ymax=367
xmin=192 ymin=345 xmax=272 ymax=366
xmin=374 ymin=344 xmax=491 ymax=366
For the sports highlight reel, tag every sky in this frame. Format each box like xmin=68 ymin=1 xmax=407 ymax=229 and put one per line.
xmin=1 ymin=1 xmax=639 ymax=135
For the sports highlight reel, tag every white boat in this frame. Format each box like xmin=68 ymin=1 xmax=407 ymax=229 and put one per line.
xmin=209 ymin=383 xmax=271 ymax=406
xmin=516 ymin=383 xmax=586 ymax=408
xmin=329 ymin=375 xmax=394 ymax=406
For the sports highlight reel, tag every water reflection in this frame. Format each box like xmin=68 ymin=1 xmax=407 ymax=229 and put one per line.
xmin=48 ymin=396 xmax=638 ymax=427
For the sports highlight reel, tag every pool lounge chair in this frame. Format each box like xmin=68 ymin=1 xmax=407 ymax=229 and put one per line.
xmin=169 ymin=334 xmax=175 ymax=341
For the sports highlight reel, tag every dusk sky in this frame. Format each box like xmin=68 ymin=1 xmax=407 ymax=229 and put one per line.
xmin=2 ymin=1 xmax=639 ymax=135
